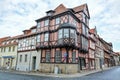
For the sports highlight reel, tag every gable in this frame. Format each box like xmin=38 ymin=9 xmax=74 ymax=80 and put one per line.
xmin=54 ymin=4 xmax=67 ymax=15
xmin=83 ymin=4 xmax=90 ymax=19
xmin=73 ymin=4 xmax=90 ymax=19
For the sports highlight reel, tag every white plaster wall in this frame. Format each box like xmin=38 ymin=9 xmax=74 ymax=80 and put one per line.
xmin=16 ymin=50 xmax=41 ymax=71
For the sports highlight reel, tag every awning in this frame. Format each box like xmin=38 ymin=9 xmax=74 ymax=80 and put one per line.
xmin=2 ymin=56 xmax=14 ymax=58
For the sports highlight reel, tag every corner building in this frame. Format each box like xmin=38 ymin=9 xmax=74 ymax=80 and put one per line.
xmin=36 ymin=4 xmax=90 ymax=73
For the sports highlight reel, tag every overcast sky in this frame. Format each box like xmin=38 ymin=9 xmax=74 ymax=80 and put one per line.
xmin=0 ymin=0 xmax=120 ymax=51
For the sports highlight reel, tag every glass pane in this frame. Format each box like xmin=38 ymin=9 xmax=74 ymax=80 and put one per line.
xmin=46 ymin=51 xmax=50 ymax=62
xmin=45 ymin=20 xmax=49 ymax=26
xmin=55 ymin=50 xmax=61 ymax=62
xmin=70 ymin=29 xmax=75 ymax=38
xmin=37 ymin=22 xmax=40 ymax=28
xmin=58 ymin=29 xmax=62 ymax=39
xmin=56 ymin=18 xmax=60 ymax=24
xmin=64 ymin=29 xmax=69 ymax=38
xmin=82 ymin=24 xmax=86 ymax=35
xmin=37 ymin=35 xmax=40 ymax=42
xmin=45 ymin=33 xmax=49 ymax=41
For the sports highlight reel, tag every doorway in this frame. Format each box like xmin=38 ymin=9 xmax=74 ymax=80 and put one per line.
xmin=32 ymin=56 xmax=36 ymax=70
xmin=78 ymin=57 xmax=82 ymax=71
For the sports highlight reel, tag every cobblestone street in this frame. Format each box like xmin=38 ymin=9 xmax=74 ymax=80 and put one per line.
xmin=0 ymin=66 xmax=120 ymax=80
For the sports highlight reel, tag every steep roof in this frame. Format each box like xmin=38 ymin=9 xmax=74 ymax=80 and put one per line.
xmin=73 ymin=3 xmax=90 ymax=18
xmin=73 ymin=3 xmax=86 ymax=12
xmin=54 ymin=4 xmax=67 ymax=15
xmin=0 ymin=37 xmax=10 ymax=44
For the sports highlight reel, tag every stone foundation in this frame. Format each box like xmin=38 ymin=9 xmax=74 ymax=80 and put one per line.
xmin=39 ymin=63 xmax=78 ymax=74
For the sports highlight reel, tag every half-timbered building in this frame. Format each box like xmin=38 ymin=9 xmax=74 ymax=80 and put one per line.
xmin=36 ymin=4 xmax=90 ymax=73
xmin=88 ymin=28 xmax=96 ymax=70
xmin=16 ymin=26 xmax=40 ymax=71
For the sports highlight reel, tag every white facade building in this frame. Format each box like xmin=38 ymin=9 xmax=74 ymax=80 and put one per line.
xmin=16 ymin=26 xmax=41 ymax=71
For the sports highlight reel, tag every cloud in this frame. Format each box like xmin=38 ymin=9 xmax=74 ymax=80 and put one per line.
xmin=0 ymin=0 xmax=120 ymax=51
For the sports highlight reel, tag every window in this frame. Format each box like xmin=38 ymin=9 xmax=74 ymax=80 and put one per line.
xmin=46 ymin=51 xmax=50 ymax=62
xmin=56 ymin=17 xmax=60 ymax=24
xmin=12 ymin=46 xmax=15 ymax=51
xmin=58 ymin=28 xmax=76 ymax=39
xmin=63 ymin=29 xmax=69 ymax=38
xmin=70 ymin=29 xmax=75 ymax=38
xmin=37 ymin=22 xmax=41 ymax=28
xmin=31 ymin=38 xmax=35 ymax=45
xmin=45 ymin=20 xmax=49 ymax=26
xmin=31 ymin=29 xmax=36 ymax=33
xmin=81 ymin=58 xmax=86 ymax=67
xmin=25 ymin=54 xmax=27 ymax=62
xmin=44 ymin=33 xmax=49 ymax=41
xmin=82 ymin=13 xmax=85 ymax=23
xmin=8 ymin=47 xmax=11 ymax=52
xmin=1 ymin=48 xmax=3 ymax=52
xmin=4 ymin=47 xmax=6 ymax=52
xmin=82 ymin=24 xmax=86 ymax=35
xmin=72 ymin=19 xmax=77 ymax=26
xmin=58 ymin=29 xmax=62 ymax=39
xmin=26 ymin=40 xmax=29 ymax=47
xmin=37 ymin=35 xmax=40 ymax=42
xmin=72 ymin=51 xmax=76 ymax=63
xmin=20 ymin=55 xmax=22 ymax=62
xmin=82 ymin=36 xmax=88 ymax=50
xmin=82 ymin=23 xmax=89 ymax=37
xmin=55 ymin=50 xmax=61 ymax=62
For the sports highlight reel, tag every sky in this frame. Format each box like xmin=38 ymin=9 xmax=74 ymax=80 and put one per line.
xmin=0 ymin=0 xmax=120 ymax=51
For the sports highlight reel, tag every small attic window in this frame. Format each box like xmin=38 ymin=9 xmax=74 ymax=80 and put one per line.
xmin=46 ymin=10 xmax=55 ymax=16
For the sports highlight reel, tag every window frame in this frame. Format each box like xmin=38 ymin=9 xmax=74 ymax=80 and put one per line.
xmin=45 ymin=50 xmax=51 ymax=62
xmin=25 ymin=54 xmax=27 ymax=62
xmin=56 ymin=17 xmax=60 ymax=24
xmin=44 ymin=33 xmax=49 ymax=41
xmin=37 ymin=35 xmax=40 ymax=42
xmin=44 ymin=19 xmax=49 ymax=27
xmin=55 ymin=50 xmax=61 ymax=63
xmin=58 ymin=28 xmax=76 ymax=39
xmin=63 ymin=29 xmax=69 ymax=38
xmin=20 ymin=55 xmax=22 ymax=62
xmin=72 ymin=51 xmax=76 ymax=63
xmin=37 ymin=22 xmax=41 ymax=28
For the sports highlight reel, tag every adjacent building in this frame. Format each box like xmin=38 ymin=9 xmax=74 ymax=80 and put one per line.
xmin=88 ymin=28 xmax=96 ymax=69
xmin=16 ymin=26 xmax=40 ymax=71
xmin=100 ymin=38 xmax=113 ymax=68
xmin=0 ymin=36 xmax=18 ymax=70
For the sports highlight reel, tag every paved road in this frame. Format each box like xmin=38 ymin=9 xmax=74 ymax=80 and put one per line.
xmin=0 ymin=66 xmax=120 ymax=80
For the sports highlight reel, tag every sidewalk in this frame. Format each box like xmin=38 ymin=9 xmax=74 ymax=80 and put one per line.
xmin=0 ymin=67 xmax=114 ymax=78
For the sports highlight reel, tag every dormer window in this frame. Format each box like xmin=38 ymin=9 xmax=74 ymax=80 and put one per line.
xmin=46 ymin=10 xmax=55 ymax=16
xmin=31 ymin=29 xmax=36 ymax=33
